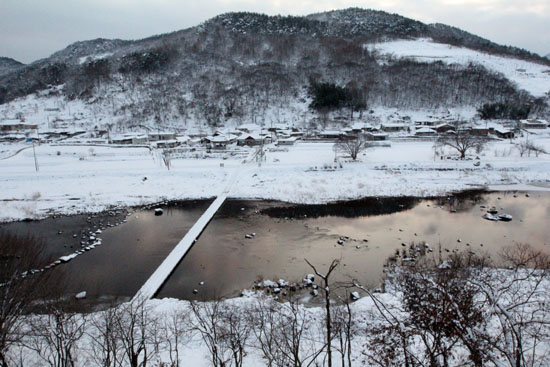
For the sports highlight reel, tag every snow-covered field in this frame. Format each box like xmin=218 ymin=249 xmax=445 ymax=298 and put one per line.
xmin=2 ymin=137 xmax=550 ymax=222
xmin=369 ymin=38 xmax=550 ymax=97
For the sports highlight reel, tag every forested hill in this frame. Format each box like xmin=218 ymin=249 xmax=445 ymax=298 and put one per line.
xmin=0 ymin=8 xmax=548 ymax=129
xmin=208 ymin=9 xmax=547 ymax=63
xmin=0 ymin=57 xmax=24 ymax=76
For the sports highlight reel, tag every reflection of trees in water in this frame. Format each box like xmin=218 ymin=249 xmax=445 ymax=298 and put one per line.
xmin=432 ymin=189 xmax=487 ymax=213
xmin=261 ymin=197 xmax=421 ymax=219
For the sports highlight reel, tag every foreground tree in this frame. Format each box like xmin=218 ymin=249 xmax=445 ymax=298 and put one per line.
xmin=399 ymin=256 xmax=486 ymax=366
xmin=469 ymin=244 xmax=550 ymax=367
xmin=250 ymin=296 xmax=325 ymax=367
xmin=305 ymin=259 xmax=339 ymax=367
xmin=434 ymin=122 xmax=488 ymax=159
xmin=190 ymin=299 xmax=252 ymax=367
xmin=362 ymin=244 xmax=550 ymax=367
xmin=27 ymin=299 xmax=87 ymax=367
xmin=0 ymin=231 xmax=56 ymax=366
xmin=114 ymin=297 xmax=160 ymax=367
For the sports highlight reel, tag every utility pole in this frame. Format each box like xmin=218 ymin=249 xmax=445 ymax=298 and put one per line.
xmin=32 ymin=139 xmax=39 ymax=172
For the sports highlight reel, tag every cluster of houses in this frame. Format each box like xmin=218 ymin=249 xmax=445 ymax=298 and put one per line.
xmin=1 ymin=117 xmax=549 ymax=147
xmin=110 ymin=123 xmax=280 ymax=149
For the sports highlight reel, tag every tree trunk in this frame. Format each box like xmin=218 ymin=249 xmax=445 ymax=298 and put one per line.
xmin=325 ymin=279 xmax=332 ymax=367
xmin=0 ymin=350 xmax=9 ymax=367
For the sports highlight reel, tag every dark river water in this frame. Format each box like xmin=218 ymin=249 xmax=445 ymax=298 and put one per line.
xmin=2 ymin=192 xmax=550 ymax=303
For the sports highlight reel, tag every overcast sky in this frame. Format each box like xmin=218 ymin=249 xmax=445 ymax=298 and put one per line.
xmin=1 ymin=0 xmax=549 ymax=64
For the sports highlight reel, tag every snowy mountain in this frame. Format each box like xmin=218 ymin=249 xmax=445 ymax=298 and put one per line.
xmin=0 ymin=8 xmax=549 ymax=131
xmin=0 ymin=57 xmax=24 ymax=76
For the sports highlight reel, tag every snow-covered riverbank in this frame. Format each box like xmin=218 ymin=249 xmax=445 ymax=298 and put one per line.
xmin=2 ymin=139 xmax=550 ymax=222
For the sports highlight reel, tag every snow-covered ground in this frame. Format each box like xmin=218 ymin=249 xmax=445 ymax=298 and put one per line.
xmin=2 ymin=137 xmax=550 ymax=222
xmin=369 ymin=38 xmax=550 ymax=97
xmin=9 ymin=266 xmax=550 ymax=367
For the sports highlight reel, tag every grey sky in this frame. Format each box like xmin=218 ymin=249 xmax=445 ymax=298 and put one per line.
xmin=1 ymin=0 xmax=549 ymax=64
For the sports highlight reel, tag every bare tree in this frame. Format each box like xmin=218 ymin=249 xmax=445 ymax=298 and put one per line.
xmin=398 ymin=260 xmax=485 ymax=366
xmin=87 ymin=303 xmax=124 ymax=367
xmin=0 ymin=231 xmax=57 ymax=366
xmin=189 ymin=300 xmax=227 ymax=367
xmin=113 ymin=297 xmax=160 ymax=367
xmin=250 ymin=298 xmax=286 ymax=367
xmin=332 ymin=297 xmax=354 ymax=367
xmin=159 ymin=307 xmax=192 ymax=367
xmin=219 ymin=304 xmax=251 ymax=367
xmin=435 ymin=122 xmax=488 ymax=159
xmin=305 ymin=259 xmax=339 ymax=367
xmin=27 ymin=299 xmax=87 ymax=367
xmin=353 ymin=282 xmax=416 ymax=367
xmin=468 ymin=244 xmax=550 ymax=367
xmin=517 ymin=140 xmax=547 ymax=157
xmin=334 ymin=137 xmax=367 ymax=161
xmin=250 ymin=296 xmax=325 ymax=367
xmin=356 ymin=249 xmax=491 ymax=367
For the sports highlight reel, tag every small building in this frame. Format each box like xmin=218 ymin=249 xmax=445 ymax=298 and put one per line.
xmin=415 ymin=119 xmax=443 ymax=127
xmin=111 ymin=136 xmax=133 ymax=144
xmin=154 ymin=140 xmax=179 ymax=148
xmin=268 ymin=123 xmax=290 ymax=132
xmin=208 ymin=135 xmax=230 ymax=149
xmin=415 ymin=127 xmax=437 ymax=136
xmin=176 ymin=136 xmax=191 ymax=145
xmin=493 ymin=128 xmax=515 ymax=139
xmin=237 ymin=133 xmax=266 ymax=146
xmin=112 ymin=133 xmax=148 ymax=145
xmin=0 ymin=134 xmax=26 ymax=142
xmin=434 ymin=123 xmax=456 ymax=134
xmin=471 ymin=127 xmax=489 ymax=136
xmin=365 ymin=132 xmax=389 ymax=141
xmin=318 ymin=130 xmax=343 ymax=139
xmin=351 ymin=122 xmax=368 ymax=133
xmin=0 ymin=121 xmax=39 ymax=132
xmin=277 ymin=136 xmax=299 ymax=146
xmin=521 ymin=119 xmax=549 ymax=129
xmin=289 ymin=130 xmax=304 ymax=137
xmin=148 ymin=132 xmax=176 ymax=141
xmin=237 ymin=123 xmax=263 ymax=133
xmin=381 ymin=123 xmax=410 ymax=132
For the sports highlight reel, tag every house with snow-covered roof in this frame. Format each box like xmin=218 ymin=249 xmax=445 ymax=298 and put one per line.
xmin=521 ymin=120 xmax=549 ymax=129
xmin=237 ymin=123 xmax=263 ymax=133
xmin=277 ymin=136 xmax=300 ymax=146
xmin=237 ymin=133 xmax=272 ymax=146
xmin=493 ymin=128 xmax=514 ymax=139
xmin=415 ymin=127 xmax=437 ymax=136
xmin=381 ymin=123 xmax=410 ymax=132
xmin=111 ymin=133 xmax=148 ymax=145
xmin=318 ymin=130 xmax=343 ymax=139
xmin=434 ymin=123 xmax=456 ymax=134
xmin=148 ymin=131 xmax=176 ymax=141
xmin=0 ymin=121 xmax=38 ymax=132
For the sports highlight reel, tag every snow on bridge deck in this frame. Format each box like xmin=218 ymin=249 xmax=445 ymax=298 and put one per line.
xmin=133 ymin=150 xmax=256 ymax=300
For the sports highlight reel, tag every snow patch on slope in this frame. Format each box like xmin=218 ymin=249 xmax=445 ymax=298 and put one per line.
xmin=369 ymin=38 xmax=550 ymax=97
xmin=78 ymin=52 xmax=113 ymax=65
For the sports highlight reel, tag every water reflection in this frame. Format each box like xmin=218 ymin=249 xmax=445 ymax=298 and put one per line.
xmin=0 ymin=200 xmax=212 ymax=300
xmin=1 ymin=193 xmax=549 ymax=303
xmin=159 ymin=192 xmax=550 ymax=300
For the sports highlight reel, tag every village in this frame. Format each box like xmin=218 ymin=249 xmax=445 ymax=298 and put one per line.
xmin=1 ymin=110 xmax=548 ymax=151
